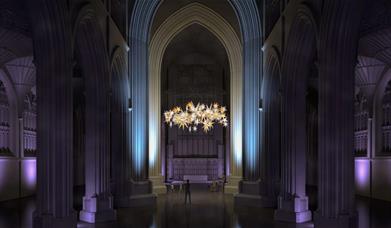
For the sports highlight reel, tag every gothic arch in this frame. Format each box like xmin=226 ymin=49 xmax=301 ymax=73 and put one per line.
xmin=263 ymin=46 xmax=282 ymax=87
xmin=148 ymin=3 xmax=243 ymax=182
xmin=0 ymin=69 xmax=18 ymax=156
xmin=373 ymin=68 xmax=391 ymax=156
xmin=295 ymin=3 xmax=319 ymax=38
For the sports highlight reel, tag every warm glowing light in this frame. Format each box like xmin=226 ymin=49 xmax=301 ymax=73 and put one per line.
xmin=164 ymin=102 xmax=228 ymax=132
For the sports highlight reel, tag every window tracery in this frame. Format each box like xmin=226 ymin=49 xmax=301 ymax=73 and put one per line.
xmin=23 ymin=89 xmax=36 ymax=157
xmin=382 ymin=81 xmax=391 ymax=154
xmin=354 ymin=92 xmax=368 ymax=156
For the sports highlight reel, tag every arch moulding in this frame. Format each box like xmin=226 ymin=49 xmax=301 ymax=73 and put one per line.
xmin=148 ymin=3 xmax=243 ymax=189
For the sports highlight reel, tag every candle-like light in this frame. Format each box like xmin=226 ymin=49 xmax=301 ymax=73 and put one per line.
xmin=164 ymin=101 xmax=228 ymax=133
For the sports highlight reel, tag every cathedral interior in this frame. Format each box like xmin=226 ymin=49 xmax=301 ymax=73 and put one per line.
xmin=1 ymin=0 xmax=391 ymax=227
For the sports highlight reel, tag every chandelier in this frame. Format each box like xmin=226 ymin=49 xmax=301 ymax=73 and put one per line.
xmin=164 ymin=102 xmax=228 ymax=132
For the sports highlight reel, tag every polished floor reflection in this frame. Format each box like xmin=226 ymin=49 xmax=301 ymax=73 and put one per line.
xmin=0 ymin=187 xmax=390 ymax=228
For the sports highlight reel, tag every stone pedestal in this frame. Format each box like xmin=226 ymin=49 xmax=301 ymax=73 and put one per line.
xmin=113 ymin=180 xmax=132 ymax=207
xmin=274 ymin=196 xmax=312 ymax=223
xmin=79 ymin=196 xmax=116 ymax=223
xmin=130 ymin=180 xmax=156 ymax=206
xmin=235 ymin=193 xmax=276 ymax=208
xmin=225 ymin=176 xmax=241 ymax=194
xmin=150 ymin=175 xmax=166 ymax=194
xmin=115 ymin=180 xmax=157 ymax=207
xmin=234 ymin=180 xmax=276 ymax=208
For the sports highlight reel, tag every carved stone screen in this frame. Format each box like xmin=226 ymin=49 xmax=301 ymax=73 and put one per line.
xmin=382 ymin=81 xmax=391 ymax=154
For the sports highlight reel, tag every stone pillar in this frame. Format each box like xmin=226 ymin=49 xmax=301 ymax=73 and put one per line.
xmin=77 ymin=12 xmax=116 ymax=223
xmin=368 ymin=118 xmax=373 ymax=158
xmin=79 ymin=84 xmax=116 ymax=222
xmin=149 ymin=117 xmax=166 ymax=195
xmin=274 ymin=13 xmax=316 ymax=223
xmin=259 ymin=54 xmax=281 ymax=208
xmin=79 ymin=89 xmax=116 ymax=221
xmin=314 ymin=0 xmax=364 ymax=227
xmin=229 ymin=0 xmax=262 ymax=200
xmin=274 ymin=87 xmax=311 ymax=223
xmin=29 ymin=1 xmax=77 ymax=227
xmin=225 ymin=124 xmax=242 ymax=194
xmin=19 ymin=118 xmax=24 ymax=157
xmin=128 ymin=0 xmax=160 ymax=204
xmin=232 ymin=0 xmax=263 ymax=181
xmin=110 ymin=52 xmax=132 ymax=207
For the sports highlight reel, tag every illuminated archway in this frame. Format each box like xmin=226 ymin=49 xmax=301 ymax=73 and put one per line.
xmin=148 ymin=3 xmax=243 ymax=191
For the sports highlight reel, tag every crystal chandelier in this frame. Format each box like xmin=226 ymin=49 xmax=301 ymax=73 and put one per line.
xmin=164 ymin=102 xmax=228 ymax=132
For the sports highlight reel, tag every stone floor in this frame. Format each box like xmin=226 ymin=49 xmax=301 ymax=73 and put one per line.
xmin=0 ymin=187 xmax=390 ymax=228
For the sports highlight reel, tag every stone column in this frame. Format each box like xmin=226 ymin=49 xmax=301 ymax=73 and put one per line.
xmin=231 ymin=0 xmax=262 ymax=180
xmin=314 ymin=0 xmax=364 ymax=227
xmin=29 ymin=1 xmax=77 ymax=227
xmin=225 ymin=124 xmax=242 ymax=194
xmin=274 ymin=86 xmax=311 ymax=223
xmin=229 ymin=0 xmax=262 ymax=199
xmin=149 ymin=117 xmax=166 ymax=195
xmin=259 ymin=53 xmax=281 ymax=208
xmin=368 ymin=118 xmax=373 ymax=158
xmin=274 ymin=13 xmax=315 ymax=223
xmin=19 ymin=118 xmax=24 ymax=157
xmin=80 ymin=88 xmax=116 ymax=222
xmin=110 ymin=52 xmax=132 ymax=207
xmin=77 ymin=13 xmax=116 ymax=223
xmin=130 ymin=0 xmax=159 ymax=182
xmin=128 ymin=0 xmax=160 ymax=204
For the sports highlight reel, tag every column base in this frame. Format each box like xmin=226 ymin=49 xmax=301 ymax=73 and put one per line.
xmin=113 ymin=180 xmax=132 ymax=207
xmin=33 ymin=211 xmax=77 ymax=228
xmin=234 ymin=193 xmax=276 ymax=208
xmin=224 ymin=176 xmax=241 ymax=194
xmin=116 ymin=180 xmax=157 ymax=207
xmin=115 ymin=194 xmax=157 ymax=207
xmin=150 ymin=175 xmax=166 ymax=194
xmin=234 ymin=180 xmax=276 ymax=207
xmin=79 ymin=196 xmax=116 ymax=223
xmin=314 ymin=211 xmax=357 ymax=228
xmin=274 ymin=196 xmax=312 ymax=223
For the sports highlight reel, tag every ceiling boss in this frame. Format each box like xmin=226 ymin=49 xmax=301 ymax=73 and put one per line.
xmin=164 ymin=102 xmax=228 ymax=132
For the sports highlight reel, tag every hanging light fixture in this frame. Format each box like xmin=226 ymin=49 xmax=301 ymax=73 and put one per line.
xmin=164 ymin=101 xmax=228 ymax=133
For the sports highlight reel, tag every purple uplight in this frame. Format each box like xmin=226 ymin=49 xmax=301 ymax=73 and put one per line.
xmin=22 ymin=159 xmax=36 ymax=190
xmin=355 ymin=159 xmax=370 ymax=195
xmin=0 ymin=160 xmax=7 ymax=191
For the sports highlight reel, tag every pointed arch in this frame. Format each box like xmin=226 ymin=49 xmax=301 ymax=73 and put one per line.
xmin=148 ymin=3 xmax=243 ymax=180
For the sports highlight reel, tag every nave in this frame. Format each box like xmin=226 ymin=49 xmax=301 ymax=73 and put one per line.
xmin=0 ymin=186 xmax=390 ymax=228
